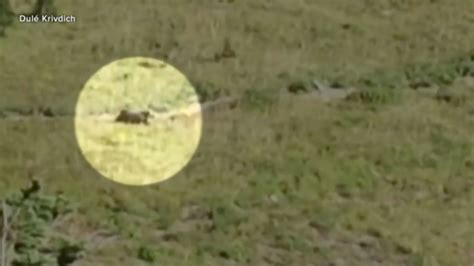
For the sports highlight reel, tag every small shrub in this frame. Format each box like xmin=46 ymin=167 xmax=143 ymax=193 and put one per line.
xmin=430 ymin=66 xmax=457 ymax=86
xmin=359 ymin=70 xmax=406 ymax=89
xmin=1 ymin=181 xmax=83 ymax=266
xmin=137 ymin=246 xmax=156 ymax=262
xmin=403 ymin=59 xmax=466 ymax=88
xmin=345 ymin=87 xmax=401 ymax=105
xmin=194 ymin=82 xmax=221 ymax=102
xmin=454 ymin=57 xmax=474 ymax=77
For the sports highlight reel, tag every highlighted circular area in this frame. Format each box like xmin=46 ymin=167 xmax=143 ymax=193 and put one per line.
xmin=75 ymin=57 xmax=202 ymax=186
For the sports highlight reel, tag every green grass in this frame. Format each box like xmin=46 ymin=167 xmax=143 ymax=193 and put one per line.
xmin=1 ymin=0 xmax=474 ymax=265
xmin=2 ymin=0 xmax=474 ymax=106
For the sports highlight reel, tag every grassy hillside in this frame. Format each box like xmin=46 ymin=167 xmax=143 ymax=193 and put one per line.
xmin=1 ymin=0 xmax=473 ymax=265
xmin=2 ymin=0 xmax=474 ymax=107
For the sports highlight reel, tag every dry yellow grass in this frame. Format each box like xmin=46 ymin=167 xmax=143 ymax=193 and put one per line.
xmin=75 ymin=57 xmax=201 ymax=185
xmin=75 ymin=115 xmax=201 ymax=185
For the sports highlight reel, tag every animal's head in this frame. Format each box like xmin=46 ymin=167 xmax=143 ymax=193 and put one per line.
xmin=141 ymin=111 xmax=152 ymax=119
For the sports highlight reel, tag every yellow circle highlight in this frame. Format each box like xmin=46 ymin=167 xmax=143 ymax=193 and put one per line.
xmin=75 ymin=57 xmax=202 ymax=186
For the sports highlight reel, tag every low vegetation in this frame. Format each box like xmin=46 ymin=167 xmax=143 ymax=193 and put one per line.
xmin=1 ymin=181 xmax=83 ymax=266
xmin=0 ymin=0 xmax=473 ymax=265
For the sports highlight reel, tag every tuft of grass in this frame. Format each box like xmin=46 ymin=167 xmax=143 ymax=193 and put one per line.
xmin=194 ymin=81 xmax=222 ymax=102
xmin=137 ymin=246 xmax=156 ymax=263
xmin=345 ymin=87 xmax=402 ymax=105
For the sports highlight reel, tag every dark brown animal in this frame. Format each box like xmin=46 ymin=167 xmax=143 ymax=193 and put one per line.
xmin=115 ymin=110 xmax=151 ymax=125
